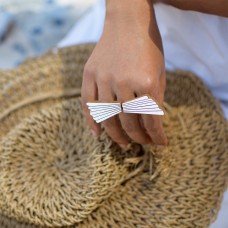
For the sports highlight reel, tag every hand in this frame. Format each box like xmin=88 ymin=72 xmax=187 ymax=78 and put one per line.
xmin=82 ymin=0 xmax=167 ymax=147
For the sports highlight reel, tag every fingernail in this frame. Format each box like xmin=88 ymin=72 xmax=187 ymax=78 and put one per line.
xmin=91 ymin=129 xmax=98 ymax=137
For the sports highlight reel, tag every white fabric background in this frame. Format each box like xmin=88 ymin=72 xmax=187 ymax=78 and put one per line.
xmin=58 ymin=1 xmax=228 ymax=227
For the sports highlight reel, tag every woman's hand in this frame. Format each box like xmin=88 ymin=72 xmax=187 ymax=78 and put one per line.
xmin=82 ymin=0 xmax=167 ymax=147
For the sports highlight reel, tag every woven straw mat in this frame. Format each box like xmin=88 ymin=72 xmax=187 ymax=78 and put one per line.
xmin=0 ymin=44 xmax=227 ymax=228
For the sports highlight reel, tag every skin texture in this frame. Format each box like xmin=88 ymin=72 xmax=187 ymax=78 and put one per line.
xmin=82 ymin=0 xmax=228 ymax=148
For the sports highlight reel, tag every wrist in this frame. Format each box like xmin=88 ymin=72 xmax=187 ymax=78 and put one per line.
xmin=104 ymin=0 xmax=154 ymax=31
xmin=104 ymin=0 xmax=163 ymax=55
xmin=106 ymin=0 xmax=154 ymax=15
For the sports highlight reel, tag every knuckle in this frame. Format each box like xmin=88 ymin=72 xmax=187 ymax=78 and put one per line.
xmin=116 ymin=78 xmax=128 ymax=88
xmin=97 ymin=74 xmax=110 ymax=85
xmin=83 ymin=63 xmax=95 ymax=79
xmin=141 ymin=77 xmax=154 ymax=90
xmin=139 ymin=76 xmax=160 ymax=96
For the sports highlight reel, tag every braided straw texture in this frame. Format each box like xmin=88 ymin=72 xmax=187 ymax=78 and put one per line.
xmin=0 ymin=44 xmax=227 ymax=228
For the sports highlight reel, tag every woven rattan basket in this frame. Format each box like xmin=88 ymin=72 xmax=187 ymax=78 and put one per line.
xmin=0 ymin=44 xmax=227 ymax=228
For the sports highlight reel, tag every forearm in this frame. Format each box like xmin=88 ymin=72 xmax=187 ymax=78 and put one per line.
xmin=105 ymin=0 xmax=154 ymax=32
xmin=154 ymin=0 xmax=228 ymax=17
xmin=105 ymin=0 xmax=163 ymax=53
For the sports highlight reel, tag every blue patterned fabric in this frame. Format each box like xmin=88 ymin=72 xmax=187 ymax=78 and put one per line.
xmin=0 ymin=0 xmax=94 ymax=69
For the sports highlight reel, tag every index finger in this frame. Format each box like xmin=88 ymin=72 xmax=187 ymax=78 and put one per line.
xmin=81 ymin=74 xmax=101 ymax=137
